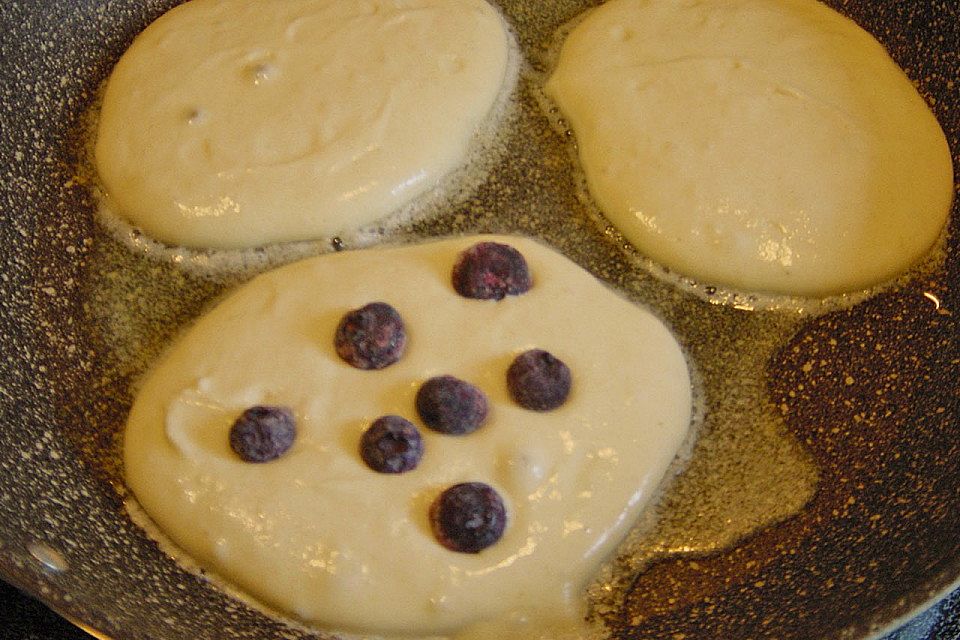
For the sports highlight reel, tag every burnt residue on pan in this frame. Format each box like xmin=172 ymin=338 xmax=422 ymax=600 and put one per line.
xmin=0 ymin=1 xmax=957 ymax=639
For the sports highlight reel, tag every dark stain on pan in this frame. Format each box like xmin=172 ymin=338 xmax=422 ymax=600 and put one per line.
xmin=0 ymin=0 xmax=956 ymax=639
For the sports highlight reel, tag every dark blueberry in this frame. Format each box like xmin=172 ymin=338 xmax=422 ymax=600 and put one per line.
xmin=429 ymin=482 xmax=507 ymax=553
xmin=506 ymin=349 xmax=572 ymax=411
xmin=451 ymin=242 xmax=532 ymax=300
xmin=229 ymin=405 xmax=296 ymax=463
xmin=415 ymin=375 xmax=489 ymax=435
xmin=335 ymin=302 xmax=407 ymax=370
xmin=359 ymin=415 xmax=424 ymax=474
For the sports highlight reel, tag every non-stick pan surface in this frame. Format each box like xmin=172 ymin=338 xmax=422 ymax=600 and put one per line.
xmin=0 ymin=1 xmax=957 ymax=638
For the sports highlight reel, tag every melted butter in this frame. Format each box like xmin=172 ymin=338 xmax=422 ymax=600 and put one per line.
xmin=588 ymin=309 xmax=818 ymax=620
xmin=123 ymin=235 xmax=694 ymax=637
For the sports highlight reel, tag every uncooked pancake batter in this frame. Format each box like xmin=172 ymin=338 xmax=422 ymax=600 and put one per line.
xmin=123 ymin=235 xmax=693 ymax=638
xmin=546 ymin=0 xmax=953 ymax=296
xmin=96 ymin=0 xmax=512 ymax=249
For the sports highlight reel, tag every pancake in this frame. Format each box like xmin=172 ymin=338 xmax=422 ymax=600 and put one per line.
xmin=124 ymin=235 xmax=693 ymax=638
xmin=545 ymin=0 xmax=953 ymax=296
xmin=95 ymin=0 xmax=512 ymax=249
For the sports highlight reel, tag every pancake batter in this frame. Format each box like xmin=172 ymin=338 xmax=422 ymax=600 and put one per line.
xmin=124 ymin=235 xmax=693 ymax=638
xmin=96 ymin=0 xmax=512 ymax=249
xmin=545 ymin=0 xmax=953 ymax=296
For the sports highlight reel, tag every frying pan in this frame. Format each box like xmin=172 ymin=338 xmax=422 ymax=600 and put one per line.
xmin=0 ymin=0 xmax=956 ymax=638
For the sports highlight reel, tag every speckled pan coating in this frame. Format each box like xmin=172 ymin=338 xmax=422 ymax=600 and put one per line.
xmin=0 ymin=1 xmax=956 ymax=639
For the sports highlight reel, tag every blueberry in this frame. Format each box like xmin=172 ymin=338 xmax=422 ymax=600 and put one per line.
xmin=451 ymin=242 xmax=532 ymax=300
xmin=506 ymin=349 xmax=572 ymax=411
xmin=430 ymin=482 xmax=507 ymax=553
xmin=415 ymin=375 xmax=489 ymax=435
xmin=229 ymin=405 xmax=296 ymax=463
xmin=359 ymin=415 xmax=424 ymax=474
xmin=335 ymin=302 xmax=407 ymax=370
